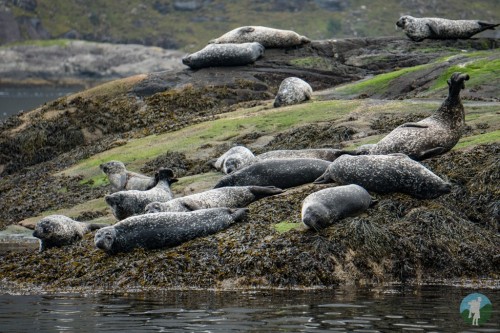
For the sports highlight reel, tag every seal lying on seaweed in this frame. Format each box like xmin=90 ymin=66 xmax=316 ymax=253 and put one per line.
xmin=369 ymin=72 xmax=469 ymax=160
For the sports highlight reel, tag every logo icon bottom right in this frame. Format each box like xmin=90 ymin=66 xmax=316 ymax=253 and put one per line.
xmin=460 ymin=293 xmax=492 ymax=326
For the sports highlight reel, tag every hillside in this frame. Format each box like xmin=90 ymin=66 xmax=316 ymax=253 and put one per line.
xmin=0 ymin=36 xmax=498 ymax=291
xmin=1 ymin=0 xmax=499 ymax=51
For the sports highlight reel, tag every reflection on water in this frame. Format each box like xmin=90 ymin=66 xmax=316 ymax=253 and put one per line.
xmin=0 ymin=87 xmax=79 ymax=119
xmin=0 ymin=286 xmax=498 ymax=332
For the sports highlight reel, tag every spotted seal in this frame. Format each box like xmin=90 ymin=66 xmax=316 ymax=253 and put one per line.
xmin=209 ymin=26 xmax=310 ymax=48
xmin=369 ymin=72 xmax=469 ymax=160
xmin=256 ymin=148 xmax=344 ymax=162
xmin=214 ymin=146 xmax=255 ymax=174
xmin=105 ymin=168 xmax=177 ymax=220
xmin=314 ymin=154 xmax=451 ymax=199
xmin=33 ymin=215 xmax=106 ymax=252
xmin=396 ymin=15 xmax=499 ymax=41
xmin=273 ymin=77 xmax=313 ymax=107
xmin=94 ymin=208 xmax=248 ymax=254
xmin=301 ymin=185 xmax=373 ymax=231
xmin=100 ymin=160 xmax=157 ymax=192
xmin=214 ymin=158 xmax=331 ymax=189
xmin=145 ymin=186 xmax=283 ymax=213
xmin=182 ymin=42 xmax=264 ymax=69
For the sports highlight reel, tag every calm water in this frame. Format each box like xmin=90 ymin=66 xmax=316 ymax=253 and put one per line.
xmin=0 ymin=286 xmax=498 ymax=332
xmin=0 ymin=87 xmax=79 ymax=120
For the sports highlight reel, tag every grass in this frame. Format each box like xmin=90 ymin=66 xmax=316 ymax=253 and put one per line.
xmin=454 ymin=130 xmax=500 ymax=149
xmin=274 ymin=221 xmax=303 ymax=233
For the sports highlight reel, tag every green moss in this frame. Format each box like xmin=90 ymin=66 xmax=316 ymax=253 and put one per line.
xmin=274 ymin=221 xmax=302 ymax=233
xmin=455 ymin=130 xmax=500 ymax=149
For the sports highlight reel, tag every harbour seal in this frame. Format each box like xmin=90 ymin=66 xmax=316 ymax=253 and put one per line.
xmin=33 ymin=215 xmax=105 ymax=252
xmin=105 ymin=168 xmax=177 ymax=220
xmin=182 ymin=42 xmax=264 ymax=69
xmin=273 ymin=77 xmax=313 ymax=107
xmin=209 ymin=26 xmax=310 ymax=48
xmin=100 ymin=160 xmax=156 ymax=192
xmin=94 ymin=208 xmax=248 ymax=254
xmin=396 ymin=15 xmax=499 ymax=41
xmin=145 ymin=186 xmax=284 ymax=213
xmin=302 ymin=185 xmax=373 ymax=231
xmin=369 ymin=72 xmax=469 ymax=160
xmin=214 ymin=146 xmax=255 ymax=174
xmin=214 ymin=158 xmax=331 ymax=189
xmin=256 ymin=148 xmax=344 ymax=162
xmin=314 ymin=154 xmax=451 ymax=199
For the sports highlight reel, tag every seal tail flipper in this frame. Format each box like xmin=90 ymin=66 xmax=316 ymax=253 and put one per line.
xmin=155 ymin=168 xmax=178 ymax=185
xmin=313 ymin=172 xmax=333 ymax=184
xmin=478 ymin=22 xmax=500 ymax=30
xmin=249 ymin=186 xmax=284 ymax=199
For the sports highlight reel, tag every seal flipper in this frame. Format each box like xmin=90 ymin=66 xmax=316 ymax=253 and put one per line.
xmin=230 ymin=208 xmax=249 ymax=222
xmin=249 ymin=186 xmax=284 ymax=199
xmin=181 ymin=200 xmax=203 ymax=212
xmin=478 ymin=22 xmax=499 ymax=31
xmin=239 ymin=26 xmax=255 ymax=34
xmin=313 ymin=172 xmax=333 ymax=184
xmin=400 ymin=122 xmax=429 ymax=128
xmin=414 ymin=147 xmax=447 ymax=160
xmin=88 ymin=223 xmax=109 ymax=231
xmin=426 ymin=22 xmax=441 ymax=38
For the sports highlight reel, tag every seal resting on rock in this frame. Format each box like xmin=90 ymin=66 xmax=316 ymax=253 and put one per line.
xmin=100 ymin=160 xmax=157 ymax=192
xmin=256 ymin=148 xmax=344 ymax=162
xmin=94 ymin=208 xmax=248 ymax=254
xmin=314 ymin=154 xmax=451 ymax=199
xmin=273 ymin=77 xmax=313 ymax=107
xmin=214 ymin=158 xmax=331 ymax=189
xmin=145 ymin=186 xmax=284 ymax=213
xmin=209 ymin=26 xmax=310 ymax=48
xmin=396 ymin=15 xmax=499 ymax=41
xmin=369 ymin=72 xmax=469 ymax=160
xmin=182 ymin=42 xmax=264 ymax=69
xmin=105 ymin=168 xmax=177 ymax=220
xmin=214 ymin=146 xmax=255 ymax=174
xmin=33 ymin=215 xmax=106 ymax=252
xmin=302 ymin=185 xmax=373 ymax=231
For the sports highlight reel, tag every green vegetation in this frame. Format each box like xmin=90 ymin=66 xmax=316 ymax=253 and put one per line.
xmin=274 ymin=221 xmax=303 ymax=233
xmin=455 ymin=130 xmax=500 ymax=149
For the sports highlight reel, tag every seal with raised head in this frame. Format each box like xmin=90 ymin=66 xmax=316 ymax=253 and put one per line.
xmin=256 ymin=148 xmax=344 ymax=162
xmin=100 ymin=160 xmax=156 ymax=192
xmin=33 ymin=215 xmax=106 ymax=252
xmin=273 ymin=77 xmax=313 ymax=107
xmin=214 ymin=158 xmax=331 ymax=189
xmin=182 ymin=42 xmax=264 ymax=69
xmin=396 ymin=15 xmax=499 ymax=41
xmin=94 ymin=208 xmax=248 ymax=254
xmin=145 ymin=185 xmax=284 ymax=213
xmin=209 ymin=26 xmax=310 ymax=48
xmin=369 ymin=72 xmax=469 ymax=160
xmin=314 ymin=154 xmax=451 ymax=199
xmin=105 ymin=168 xmax=177 ymax=220
xmin=302 ymin=184 xmax=373 ymax=231
xmin=214 ymin=146 xmax=255 ymax=174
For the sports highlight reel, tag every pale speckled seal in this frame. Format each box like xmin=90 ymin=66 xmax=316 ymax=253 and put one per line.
xmin=100 ymin=160 xmax=156 ymax=192
xmin=302 ymin=185 xmax=373 ymax=231
xmin=273 ymin=77 xmax=313 ymax=107
xmin=314 ymin=154 xmax=451 ymax=199
xmin=256 ymin=148 xmax=344 ymax=162
xmin=369 ymin=72 xmax=469 ymax=160
xmin=94 ymin=208 xmax=248 ymax=254
xmin=182 ymin=42 xmax=264 ymax=69
xmin=145 ymin=186 xmax=283 ymax=213
xmin=214 ymin=158 xmax=331 ymax=189
xmin=105 ymin=168 xmax=177 ymax=220
xmin=209 ymin=26 xmax=310 ymax=48
xmin=33 ymin=215 xmax=106 ymax=252
xmin=214 ymin=146 xmax=255 ymax=174
xmin=396 ymin=15 xmax=499 ymax=41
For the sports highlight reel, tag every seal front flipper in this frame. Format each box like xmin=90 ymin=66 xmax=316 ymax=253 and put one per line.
xmin=249 ymin=186 xmax=284 ymax=198
xmin=426 ymin=22 xmax=441 ymax=38
xmin=181 ymin=200 xmax=203 ymax=212
xmin=400 ymin=122 xmax=429 ymax=128
xmin=313 ymin=171 xmax=333 ymax=184
xmin=88 ymin=223 xmax=108 ymax=231
xmin=414 ymin=147 xmax=447 ymax=160
xmin=230 ymin=208 xmax=249 ymax=222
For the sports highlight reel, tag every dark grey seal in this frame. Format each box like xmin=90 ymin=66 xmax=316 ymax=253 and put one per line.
xmin=105 ymin=168 xmax=177 ymax=220
xmin=397 ymin=15 xmax=499 ymax=41
xmin=182 ymin=42 xmax=264 ymax=69
xmin=145 ymin=186 xmax=284 ymax=213
xmin=274 ymin=77 xmax=313 ymax=107
xmin=214 ymin=158 xmax=331 ymax=189
xmin=33 ymin=215 xmax=105 ymax=252
xmin=302 ymin=185 xmax=373 ymax=231
xmin=94 ymin=208 xmax=248 ymax=254
xmin=100 ymin=160 xmax=156 ymax=192
xmin=209 ymin=26 xmax=310 ymax=48
xmin=370 ymin=72 xmax=469 ymax=160
xmin=256 ymin=148 xmax=343 ymax=162
xmin=314 ymin=154 xmax=451 ymax=199
xmin=214 ymin=146 xmax=255 ymax=174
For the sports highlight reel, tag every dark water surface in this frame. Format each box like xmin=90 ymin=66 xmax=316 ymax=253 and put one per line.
xmin=0 ymin=286 xmax=498 ymax=332
xmin=0 ymin=86 xmax=79 ymax=120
